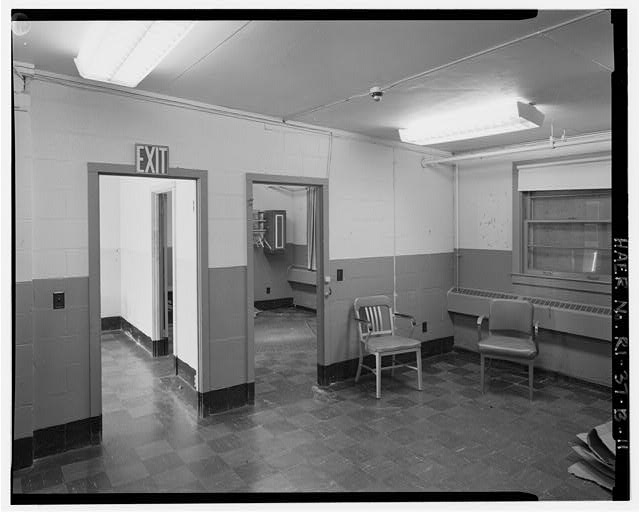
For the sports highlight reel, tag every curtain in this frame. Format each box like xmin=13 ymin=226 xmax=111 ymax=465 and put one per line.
xmin=306 ymin=187 xmax=318 ymax=271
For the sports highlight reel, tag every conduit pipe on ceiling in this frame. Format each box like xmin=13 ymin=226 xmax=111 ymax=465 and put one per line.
xmin=284 ymin=9 xmax=607 ymax=122
xmin=420 ymin=131 xmax=612 ymax=167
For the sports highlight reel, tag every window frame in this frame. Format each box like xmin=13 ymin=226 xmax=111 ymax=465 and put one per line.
xmin=512 ymin=153 xmax=613 ymax=295
xmin=522 ymin=189 xmax=611 ymax=281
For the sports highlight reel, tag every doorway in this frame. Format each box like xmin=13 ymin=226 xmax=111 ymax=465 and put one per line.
xmin=246 ymin=174 xmax=329 ymax=400
xmin=88 ymin=163 xmax=209 ymax=430
xmin=155 ymin=190 xmax=174 ymax=356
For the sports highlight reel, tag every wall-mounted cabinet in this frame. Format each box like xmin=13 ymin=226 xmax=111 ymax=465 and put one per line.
xmin=264 ymin=210 xmax=286 ymax=254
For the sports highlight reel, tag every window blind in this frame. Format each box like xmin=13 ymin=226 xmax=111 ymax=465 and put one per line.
xmin=518 ymin=157 xmax=611 ymax=191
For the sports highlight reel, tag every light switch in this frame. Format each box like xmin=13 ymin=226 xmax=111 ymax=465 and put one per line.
xmin=53 ymin=291 xmax=65 ymax=310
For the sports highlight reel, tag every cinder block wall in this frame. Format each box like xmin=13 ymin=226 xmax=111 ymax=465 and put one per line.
xmin=16 ymin=76 xmax=455 ymax=440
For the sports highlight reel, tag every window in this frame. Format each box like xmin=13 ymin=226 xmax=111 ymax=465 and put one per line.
xmin=523 ymin=189 xmax=611 ymax=281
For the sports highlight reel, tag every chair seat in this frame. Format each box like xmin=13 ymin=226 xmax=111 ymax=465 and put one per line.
xmin=366 ymin=335 xmax=421 ymax=353
xmin=478 ymin=335 xmax=537 ymax=359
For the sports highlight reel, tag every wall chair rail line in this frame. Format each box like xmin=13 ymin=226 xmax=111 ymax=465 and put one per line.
xmin=353 ymin=295 xmax=423 ymax=399
xmin=477 ymin=299 xmax=539 ymax=401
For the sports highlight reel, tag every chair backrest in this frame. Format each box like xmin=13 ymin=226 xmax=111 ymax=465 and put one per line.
xmin=354 ymin=295 xmax=394 ymax=340
xmin=489 ymin=299 xmax=533 ymax=337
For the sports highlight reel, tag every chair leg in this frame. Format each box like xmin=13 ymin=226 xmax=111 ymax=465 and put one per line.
xmin=355 ymin=352 xmax=363 ymax=383
xmin=480 ymin=354 xmax=485 ymax=394
xmin=528 ymin=361 xmax=534 ymax=401
xmin=375 ymin=352 xmax=381 ymax=399
xmin=416 ymin=348 xmax=423 ymax=391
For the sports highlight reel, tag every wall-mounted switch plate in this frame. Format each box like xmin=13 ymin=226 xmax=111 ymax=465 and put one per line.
xmin=422 ymin=321 xmax=428 ymax=333
xmin=337 ymin=269 xmax=343 ymax=281
xmin=266 ymin=287 xmax=271 ymax=294
xmin=53 ymin=291 xmax=65 ymax=310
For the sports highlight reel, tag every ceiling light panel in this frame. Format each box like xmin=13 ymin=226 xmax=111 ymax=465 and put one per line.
xmin=398 ymin=98 xmax=544 ymax=146
xmin=74 ymin=21 xmax=195 ymax=88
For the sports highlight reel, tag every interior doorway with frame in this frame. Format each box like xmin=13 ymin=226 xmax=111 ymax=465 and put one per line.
xmin=246 ymin=174 xmax=329 ymax=407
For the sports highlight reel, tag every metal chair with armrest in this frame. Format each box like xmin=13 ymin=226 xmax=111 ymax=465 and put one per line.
xmin=477 ymin=298 xmax=539 ymax=401
xmin=354 ymin=295 xmax=423 ymax=399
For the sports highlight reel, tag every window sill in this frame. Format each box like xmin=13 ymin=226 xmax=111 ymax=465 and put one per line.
xmin=511 ymin=273 xmax=611 ymax=295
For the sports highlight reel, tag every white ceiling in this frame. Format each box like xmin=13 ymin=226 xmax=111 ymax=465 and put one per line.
xmin=12 ymin=11 xmax=613 ymax=153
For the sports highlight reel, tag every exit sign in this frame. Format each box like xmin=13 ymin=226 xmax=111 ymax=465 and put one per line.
xmin=135 ymin=144 xmax=169 ymax=175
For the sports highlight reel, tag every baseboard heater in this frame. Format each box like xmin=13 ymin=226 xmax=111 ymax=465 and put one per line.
xmin=287 ymin=265 xmax=317 ymax=310
xmin=447 ymin=287 xmax=611 ymax=342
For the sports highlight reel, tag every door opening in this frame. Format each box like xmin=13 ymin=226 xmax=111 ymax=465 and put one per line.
xmin=246 ymin=174 xmax=329 ymax=403
xmin=153 ymin=190 xmax=175 ymax=357
xmin=93 ymin=168 xmax=208 ymax=451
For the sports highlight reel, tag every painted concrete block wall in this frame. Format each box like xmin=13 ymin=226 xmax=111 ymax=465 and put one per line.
xmin=327 ymin=257 xmax=394 ymax=365
xmin=26 ymin=79 xmax=456 ymax=402
xmin=15 ymin=283 xmax=34 ymax=439
xmin=173 ymin=180 xmax=199 ymax=375
xmin=33 ymin=276 xmax=90 ymax=430
xmin=329 ymin=138 xmax=394 ymax=260
xmin=99 ymin=175 xmax=121 ymax=317
xmin=457 ymin=159 xmax=512 ymax=252
xmin=14 ymin=80 xmax=35 ymax=441
xmin=209 ymin=267 xmax=248 ymax=388
xmin=396 ymin=150 xmax=454 ymax=255
xmin=326 ymin=253 xmax=455 ymax=366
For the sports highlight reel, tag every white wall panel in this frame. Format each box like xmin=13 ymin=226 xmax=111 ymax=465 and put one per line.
xmin=173 ymin=180 xmax=199 ymax=376
xmin=119 ymin=177 xmax=157 ymax=335
xmin=329 ymin=138 xmax=394 ymax=260
xmin=99 ymin=176 xmax=121 ymax=317
xmin=395 ymin=149 xmax=455 ymax=255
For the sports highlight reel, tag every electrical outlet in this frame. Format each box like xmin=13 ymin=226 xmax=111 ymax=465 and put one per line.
xmin=337 ymin=269 xmax=343 ymax=281
xmin=422 ymin=321 xmax=428 ymax=333
xmin=266 ymin=287 xmax=271 ymax=294
xmin=53 ymin=291 xmax=65 ymax=310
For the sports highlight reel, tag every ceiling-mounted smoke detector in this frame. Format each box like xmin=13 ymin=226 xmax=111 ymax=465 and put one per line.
xmin=369 ymin=86 xmax=383 ymax=102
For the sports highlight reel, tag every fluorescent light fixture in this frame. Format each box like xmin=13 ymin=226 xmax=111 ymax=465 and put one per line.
xmin=399 ymin=99 xmax=545 ymax=146
xmin=74 ymin=21 xmax=195 ymax=88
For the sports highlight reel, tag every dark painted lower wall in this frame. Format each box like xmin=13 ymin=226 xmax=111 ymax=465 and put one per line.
xmin=14 ymin=281 xmax=34 ymax=448
xmin=175 ymin=356 xmax=196 ymax=389
xmin=206 ymin=254 xmax=454 ymax=409
xmin=120 ymin=316 xmax=170 ymax=357
xmin=457 ymin=247 xmax=611 ymax=306
xmin=254 ymin=243 xmax=299 ymax=302
xmin=326 ymin=253 xmax=455 ymax=367
xmin=208 ymin=267 xmax=249 ymax=391
xmin=13 ymin=415 xmax=102 ymax=470
xmin=30 ymin=277 xmax=90 ymax=433
xmin=198 ymin=383 xmax=255 ymax=416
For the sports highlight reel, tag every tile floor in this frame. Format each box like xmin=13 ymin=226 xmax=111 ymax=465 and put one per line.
xmin=13 ymin=307 xmax=612 ymax=499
